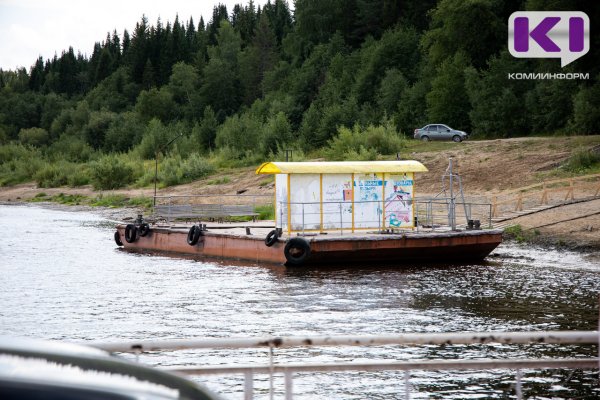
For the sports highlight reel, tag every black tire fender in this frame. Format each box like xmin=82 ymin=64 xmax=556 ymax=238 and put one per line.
xmin=124 ymin=224 xmax=138 ymax=243
xmin=284 ymin=237 xmax=311 ymax=266
xmin=187 ymin=225 xmax=202 ymax=246
xmin=114 ymin=230 xmax=123 ymax=246
xmin=265 ymin=229 xmax=278 ymax=247
xmin=139 ymin=223 xmax=151 ymax=237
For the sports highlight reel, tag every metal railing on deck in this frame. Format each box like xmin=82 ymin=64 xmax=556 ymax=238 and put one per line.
xmin=152 ymin=194 xmax=272 ymax=223
xmin=280 ymin=198 xmax=494 ymax=233
xmin=89 ymin=330 xmax=599 ymax=400
xmin=153 ymin=194 xmax=272 ymax=207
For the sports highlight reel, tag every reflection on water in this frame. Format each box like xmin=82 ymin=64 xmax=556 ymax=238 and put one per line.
xmin=0 ymin=205 xmax=598 ymax=399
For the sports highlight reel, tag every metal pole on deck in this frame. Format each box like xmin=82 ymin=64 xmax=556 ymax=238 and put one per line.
xmin=153 ymin=133 xmax=184 ymax=207
xmin=167 ymin=196 xmax=172 ymax=224
xmin=379 ymin=203 xmax=382 ymax=233
xmin=416 ymin=202 xmax=419 ymax=232
xmin=428 ymin=200 xmax=432 ymax=231
xmin=302 ymin=203 xmax=305 ymax=235
xmin=339 ymin=203 xmax=343 ymax=235
xmin=449 ymin=158 xmax=456 ymax=230
xmin=280 ymin=202 xmax=283 ymax=231
xmin=154 ymin=156 xmax=158 ymax=207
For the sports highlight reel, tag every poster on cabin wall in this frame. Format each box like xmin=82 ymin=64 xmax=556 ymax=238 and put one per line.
xmin=322 ymin=174 xmax=352 ymax=230
xmin=275 ymin=174 xmax=288 ymax=230
xmin=383 ymin=172 xmax=414 ymax=228
xmin=289 ymin=174 xmax=320 ymax=231
xmin=354 ymin=173 xmax=384 ymax=229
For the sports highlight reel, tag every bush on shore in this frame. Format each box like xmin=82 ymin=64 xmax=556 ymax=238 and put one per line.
xmin=90 ymin=154 xmax=138 ymax=190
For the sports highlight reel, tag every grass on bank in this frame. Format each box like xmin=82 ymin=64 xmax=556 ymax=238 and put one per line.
xmin=29 ymin=192 xmax=154 ymax=209
xmin=563 ymin=147 xmax=600 ymax=173
xmin=29 ymin=192 xmax=87 ymax=205
xmin=255 ymin=204 xmax=275 ymax=220
xmin=534 ymin=145 xmax=600 ymax=181
xmin=224 ymin=204 xmax=275 ymax=222
xmin=206 ymin=176 xmax=231 ymax=185
xmin=503 ymin=224 xmax=541 ymax=243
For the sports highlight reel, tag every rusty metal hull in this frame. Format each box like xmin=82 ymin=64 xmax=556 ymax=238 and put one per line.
xmin=116 ymin=225 xmax=503 ymax=266
xmin=308 ymin=233 xmax=501 ymax=264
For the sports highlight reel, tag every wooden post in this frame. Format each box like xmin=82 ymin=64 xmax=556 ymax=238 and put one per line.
xmin=492 ymin=196 xmax=498 ymax=218
xmin=541 ymin=183 xmax=548 ymax=205
xmin=570 ymin=179 xmax=575 ymax=201
xmin=564 ymin=179 xmax=574 ymax=201
xmin=515 ymin=193 xmax=523 ymax=211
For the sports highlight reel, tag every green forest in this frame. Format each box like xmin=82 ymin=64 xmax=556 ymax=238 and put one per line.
xmin=0 ymin=0 xmax=598 ymax=190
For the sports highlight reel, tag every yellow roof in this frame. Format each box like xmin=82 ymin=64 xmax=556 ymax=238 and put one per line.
xmin=256 ymin=161 xmax=428 ymax=174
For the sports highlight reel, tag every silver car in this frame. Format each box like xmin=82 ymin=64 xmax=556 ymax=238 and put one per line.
xmin=413 ymin=124 xmax=469 ymax=142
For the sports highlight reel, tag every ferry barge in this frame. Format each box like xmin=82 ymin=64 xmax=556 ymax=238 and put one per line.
xmin=114 ymin=161 xmax=502 ymax=266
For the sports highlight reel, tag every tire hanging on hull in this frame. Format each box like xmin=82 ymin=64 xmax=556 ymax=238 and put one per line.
xmin=187 ymin=225 xmax=202 ymax=245
xmin=265 ymin=230 xmax=278 ymax=247
xmin=284 ymin=237 xmax=311 ymax=266
xmin=114 ymin=231 xmax=123 ymax=246
xmin=139 ymin=223 xmax=151 ymax=237
xmin=125 ymin=224 xmax=138 ymax=243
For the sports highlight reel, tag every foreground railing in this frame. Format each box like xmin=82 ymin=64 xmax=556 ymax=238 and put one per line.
xmin=89 ymin=330 xmax=599 ymax=400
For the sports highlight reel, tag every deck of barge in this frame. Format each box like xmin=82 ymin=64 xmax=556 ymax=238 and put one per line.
xmin=152 ymin=220 xmax=500 ymax=240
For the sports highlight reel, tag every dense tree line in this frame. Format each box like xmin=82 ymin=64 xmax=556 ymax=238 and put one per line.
xmin=0 ymin=0 xmax=598 ymax=188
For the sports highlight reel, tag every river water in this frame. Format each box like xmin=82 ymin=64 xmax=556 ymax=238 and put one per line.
xmin=0 ymin=205 xmax=598 ymax=399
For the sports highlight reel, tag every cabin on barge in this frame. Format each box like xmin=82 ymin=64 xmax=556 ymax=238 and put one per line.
xmin=115 ymin=161 xmax=503 ymax=266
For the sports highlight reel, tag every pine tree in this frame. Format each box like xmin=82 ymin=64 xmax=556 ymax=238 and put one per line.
xmin=263 ymin=0 xmax=293 ymax=45
xmin=122 ymin=30 xmax=131 ymax=56
xmin=232 ymin=0 xmax=257 ymax=46
xmin=186 ymin=17 xmax=197 ymax=60
xmin=207 ymin=4 xmax=229 ymax=46
xmin=57 ymin=47 xmax=79 ymax=95
xmin=200 ymin=21 xmax=242 ymax=118
xmin=142 ymin=59 xmax=156 ymax=89
xmin=130 ymin=16 xmax=149 ymax=84
xmin=95 ymin=47 xmax=114 ymax=83
xmin=29 ymin=57 xmax=45 ymax=91
xmin=110 ymin=30 xmax=121 ymax=65
xmin=240 ymin=13 xmax=278 ymax=104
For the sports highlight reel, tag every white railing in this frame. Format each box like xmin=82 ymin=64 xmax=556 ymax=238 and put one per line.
xmin=89 ymin=330 xmax=600 ymax=400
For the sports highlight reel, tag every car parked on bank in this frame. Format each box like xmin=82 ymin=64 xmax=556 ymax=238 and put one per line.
xmin=413 ymin=124 xmax=469 ymax=142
